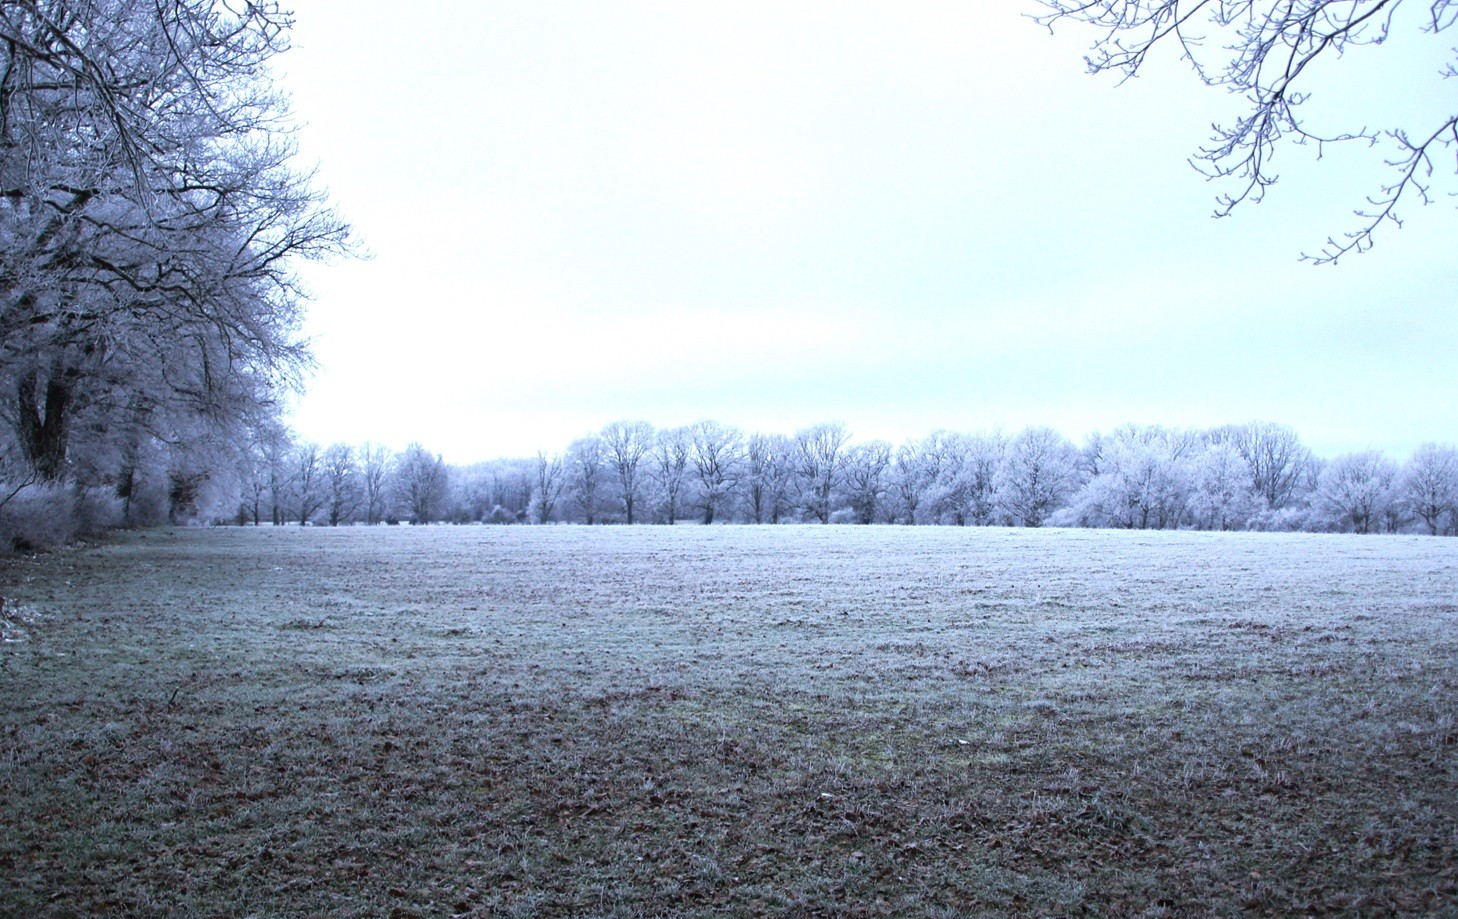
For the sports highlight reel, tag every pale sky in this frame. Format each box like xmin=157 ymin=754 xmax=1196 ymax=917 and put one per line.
xmin=281 ymin=2 xmax=1456 ymax=463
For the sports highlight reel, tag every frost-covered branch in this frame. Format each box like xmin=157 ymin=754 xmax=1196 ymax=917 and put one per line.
xmin=1035 ymin=0 xmax=1458 ymax=262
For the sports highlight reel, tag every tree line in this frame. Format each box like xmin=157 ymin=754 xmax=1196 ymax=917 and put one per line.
xmin=228 ymin=420 xmax=1458 ymax=537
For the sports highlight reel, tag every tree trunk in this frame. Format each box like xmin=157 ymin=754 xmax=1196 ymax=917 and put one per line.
xmin=117 ymin=463 xmax=136 ymax=526
xmin=16 ymin=373 xmax=72 ymax=481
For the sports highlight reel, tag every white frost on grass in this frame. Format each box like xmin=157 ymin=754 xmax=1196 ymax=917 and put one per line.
xmin=1 ymin=601 xmax=41 ymax=645
xmin=147 ymin=522 xmax=1458 ymax=716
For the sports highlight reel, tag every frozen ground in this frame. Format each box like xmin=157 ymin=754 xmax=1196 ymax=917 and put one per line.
xmin=2 ymin=525 xmax=1455 ymax=916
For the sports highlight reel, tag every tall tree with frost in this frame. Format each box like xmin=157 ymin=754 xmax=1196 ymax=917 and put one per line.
xmin=744 ymin=432 xmax=794 ymax=524
xmin=843 ymin=440 xmax=892 ymax=525
xmin=1188 ymin=443 xmax=1259 ymax=531
xmin=322 ymin=443 xmax=361 ymax=526
xmin=794 ymin=422 xmax=850 ymax=524
xmin=921 ymin=432 xmax=974 ymax=525
xmin=649 ymin=427 xmax=690 ymax=524
xmin=891 ymin=438 xmax=933 ymax=525
xmin=1072 ymin=426 xmax=1197 ymax=530
xmin=1216 ymin=422 xmax=1311 ymax=511
xmin=995 ymin=426 xmax=1080 ymax=527
xmin=0 ymin=1 xmax=350 ymax=489
xmin=1399 ymin=442 xmax=1458 ymax=535
xmin=291 ymin=443 xmax=325 ymax=526
xmin=394 ymin=444 xmax=449 ymax=524
xmin=1316 ymin=451 xmax=1398 ymax=533
xmin=531 ymin=451 xmax=566 ymax=524
xmin=566 ymin=436 xmax=605 ymax=525
xmin=930 ymin=432 xmax=1005 ymax=526
xmin=359 ymin=443 xmax=392 ymax=525
xmin=601 ymin=420 xmax=653 ymax=524
xmin=688 ymin=420 xmax=742 ymax=525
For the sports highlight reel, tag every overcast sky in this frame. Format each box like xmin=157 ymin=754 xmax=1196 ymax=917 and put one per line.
xmin=279 ymin=2 xmax=1456 ymax=463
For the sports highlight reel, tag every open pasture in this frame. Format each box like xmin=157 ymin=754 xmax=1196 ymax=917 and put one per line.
xmin=2 ymin=525 xmax=1456 ymax=917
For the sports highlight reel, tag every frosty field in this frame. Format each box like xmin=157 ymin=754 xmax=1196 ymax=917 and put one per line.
xmin=2 ymin=526 xmax=1456 ymax=917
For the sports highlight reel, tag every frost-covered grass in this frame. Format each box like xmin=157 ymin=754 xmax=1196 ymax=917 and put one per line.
xmin=2 ymin=525 xmax=1456 ymax=917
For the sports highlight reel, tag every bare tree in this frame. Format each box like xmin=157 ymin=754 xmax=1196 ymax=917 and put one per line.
xmin=1399 ymin=442 xmax=1458 ymax=535
xmin=744 ymin=433 xmax=794 ymax=524
xmin=1035 ymin=0 xmax=1457 ymax=262
xmin=228 ymin=420 xmax=290 ymax=527
xmin=531 ymin=451 xmax=567 ymax=524
xmin=489 ymin=458 xmax=535 ymax=522
xmin=601 ymin=420 xmax=654 ymax=524
xmin=995 ymin=426 xmax=1079 ymax=527
xmin=926 ymin=432 xmax=1005 ymax=526
xmin=688 ymin=420 xmax=743 ymax=524
xmin=1217 ymin=422 xmax=1312 ymax=512
xmin=393 ymin=443 xmax=449 ymax=524
xmin=1188 ymin=443 xmax=1259 ymax=531
xmin=843 ymin=440 xmax=892 ymax=524
xmin=566 ymin=436 xmax=606 ymax=524
xmin=1067 ymin=426 xmax=1195 ymax=530
xmin=264 ymin=434 xmax=294 ymax=526
xmin=1316 ymin=450 xmax=1397 ymax=533
xmin=920 ymin=432 xmax=973 ymax=524
xmin=291 ymin=443 xmax=325 ymax=526
xmin=359 ymin=443 xmax=392 ymax=525
xmin=891 ymin=438 xmax=933 ymax=524
xmin=238 ymin=443 xmax=271 ymax=527
xmin=322 ymin=443 xmax=361 ymax=526
xmin=649 ymin=427 xmax=691 ymax=524
xmin=794 ymin=422 xmax=850 ymax=524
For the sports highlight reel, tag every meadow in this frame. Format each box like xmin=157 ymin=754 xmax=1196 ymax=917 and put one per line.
xmin=2 ymin=525 xmax=1456 ymax=917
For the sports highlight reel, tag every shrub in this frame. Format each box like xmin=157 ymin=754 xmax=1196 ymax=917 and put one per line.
xmin=0 ymin=483 xmax=127 ymax=552
xmin=0 ymin=484 xmax=78 ymax=552
xmin=74 ymin=489 xmax=123 ymax=537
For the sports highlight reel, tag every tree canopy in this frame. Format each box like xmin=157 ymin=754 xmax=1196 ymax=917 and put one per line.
xmin=0 ymin=1 xmax=350 ymax=494
xmin=1035 ymin=0 xmax=1457 ymax=262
